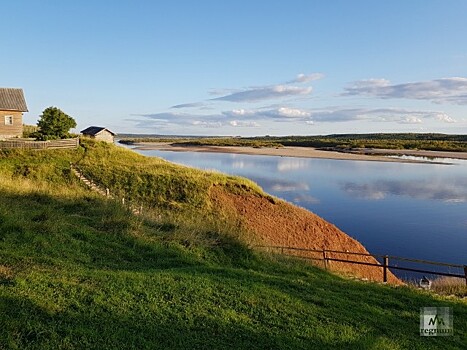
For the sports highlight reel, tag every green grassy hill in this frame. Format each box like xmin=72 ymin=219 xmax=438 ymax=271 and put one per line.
xmin=0 ymin=141 xmax=465 ymax=349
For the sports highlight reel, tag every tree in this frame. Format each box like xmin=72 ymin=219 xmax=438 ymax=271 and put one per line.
xmin=36 ymin=107 xmax=77 ymax=140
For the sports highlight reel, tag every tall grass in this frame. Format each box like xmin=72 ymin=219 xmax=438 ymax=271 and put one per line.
xmin=431 ymin=277 xmax=467 ymax=297
xmin=76 ymin=140 xmax=266 ymax=210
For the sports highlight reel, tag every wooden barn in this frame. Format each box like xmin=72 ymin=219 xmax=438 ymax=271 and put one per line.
xmin=0 ymin=88 xmax=28 ymax=139
xmin=81 ymin=126 xmax=116 ymax=143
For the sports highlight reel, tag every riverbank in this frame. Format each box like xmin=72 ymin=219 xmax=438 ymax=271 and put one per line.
xmin=132 ymin=142 xmax=467 ymax=163
xmin=1 ymin=140 xmax=466 ymax=348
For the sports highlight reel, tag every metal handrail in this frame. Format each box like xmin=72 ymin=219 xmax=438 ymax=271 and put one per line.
xmin=256 ymin=245 xmax=467 ymax=284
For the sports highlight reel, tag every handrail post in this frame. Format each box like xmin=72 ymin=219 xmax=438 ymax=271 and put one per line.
xmin=323 ymin=249 xmax=327 ymax=270
xmin=383 ymin=255 xmax=389 ymax=283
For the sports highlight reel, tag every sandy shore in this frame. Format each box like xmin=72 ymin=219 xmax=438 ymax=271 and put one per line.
xmin=132 ymin=142 xmax=467 ymax=164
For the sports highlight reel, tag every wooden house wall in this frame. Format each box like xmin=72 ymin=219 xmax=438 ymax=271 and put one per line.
xmin=0 ymin=111 xmax=23 ymax=138
xmin=94 ymin=131 xmax=114 ymax=143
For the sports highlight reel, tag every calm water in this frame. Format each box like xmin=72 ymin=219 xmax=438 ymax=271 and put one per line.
xmin=132 ymin=148 xmax=467 ymax=276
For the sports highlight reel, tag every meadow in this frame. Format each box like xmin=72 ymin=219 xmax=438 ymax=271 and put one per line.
xmin=0 ymin=140 xmax=465 ymax=349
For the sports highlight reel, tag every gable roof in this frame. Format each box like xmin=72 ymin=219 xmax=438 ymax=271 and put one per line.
xmin=81 ymin=126 xmax=116 ymax=136
xmin=0 ymin=88 xmax=28 ymax=112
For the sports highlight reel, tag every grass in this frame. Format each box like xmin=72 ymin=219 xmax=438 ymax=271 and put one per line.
xmin=0 ymin=141 xmax=466 ymax=349
xmin=76 ymin=140 xmax=266 ymax=210
xmin=431 ymin=277 xmax=467 ymax=298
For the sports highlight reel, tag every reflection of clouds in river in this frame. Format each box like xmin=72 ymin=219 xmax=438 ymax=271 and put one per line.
xmin=292 ymin=194 xmax=320 ymax=204
xmin=231 ymin=161 xmax=246 ymax=169
xmin=341 ymin=178 xmax=467 ymax=202
xmin=272 ymin=182 xmax=310 ymax=192
xmin=250 ymin=177 xmax=309 ymax=192
xmin=276 ymin=158 xmax=310 ymax=172
xmin=224 ymin=154 xmax=276 ymax=171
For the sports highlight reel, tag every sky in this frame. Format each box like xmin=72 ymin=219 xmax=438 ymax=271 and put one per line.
xmin=2 ymin=0 xmax=467 ymax=136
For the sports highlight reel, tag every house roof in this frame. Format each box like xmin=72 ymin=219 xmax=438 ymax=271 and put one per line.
xmin=0 ymin=88 xmax=28 ymax=112
xmin=81 ymin=126 xmax=116 ymax=136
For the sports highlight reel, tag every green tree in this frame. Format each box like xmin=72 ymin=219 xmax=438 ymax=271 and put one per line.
xmin=36 ymin=106 xmax=77 ymax=140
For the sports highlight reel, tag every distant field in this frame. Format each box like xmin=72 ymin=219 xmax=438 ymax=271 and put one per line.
xmin=119 ymin=133 xmax=467 ymax=152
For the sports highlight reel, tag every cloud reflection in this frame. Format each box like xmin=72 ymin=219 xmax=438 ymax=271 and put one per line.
xmin=250 ymin=177 xmax=310 ymax=192
xmin=292 ymin=194 xmax=320 ymax=204
xmin=271 ymin=181 xmax=310 ymax=192
xmin=277 ymin=158 xmax=310 ymax=172
xmin=341 ymin=179 xmax=467 ymax=202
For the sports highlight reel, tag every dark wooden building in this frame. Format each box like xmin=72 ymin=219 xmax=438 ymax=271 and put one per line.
xmin=0 ymin=88 xmax=28 ymax=139
xmin=81 ymin=126 xmax=116 ymax=143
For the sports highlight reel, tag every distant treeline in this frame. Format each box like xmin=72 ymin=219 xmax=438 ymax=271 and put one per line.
xmin=119 ymin=133 xmax=467 ymax=152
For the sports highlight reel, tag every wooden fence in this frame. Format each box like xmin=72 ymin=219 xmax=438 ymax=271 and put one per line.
xmin=0 ymin=138 xmax=79 ymax=150
xmin=257 ymin=245 xmax=467 ymax=285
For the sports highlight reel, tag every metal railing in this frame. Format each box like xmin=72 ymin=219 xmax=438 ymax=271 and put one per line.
xmin=256 ymin=245 xmax=467 ymax=285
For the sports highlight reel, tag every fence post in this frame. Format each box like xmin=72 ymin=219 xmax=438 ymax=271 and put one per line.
xmin=464 ymin=265 xmax=467 ymax=286
xmin=323 ymin=249 xmax=327 ymax=270
xmin=383 ymin=255 xmax=389 ymax=283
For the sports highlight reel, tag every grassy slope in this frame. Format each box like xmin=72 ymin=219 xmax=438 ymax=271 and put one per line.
xmin=0 ymin=142 xmax=466 ymax=350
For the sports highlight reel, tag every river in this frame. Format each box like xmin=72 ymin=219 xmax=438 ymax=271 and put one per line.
xmin=131 ymin=147 xmax=467 ymax=279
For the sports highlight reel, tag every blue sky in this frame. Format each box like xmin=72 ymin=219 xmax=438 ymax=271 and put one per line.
xmin=2 ymin=0 xmax=467 ymax=135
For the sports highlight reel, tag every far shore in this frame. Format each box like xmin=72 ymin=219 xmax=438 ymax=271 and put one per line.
xmin=130 ymin=142 xmax=467 ymax=164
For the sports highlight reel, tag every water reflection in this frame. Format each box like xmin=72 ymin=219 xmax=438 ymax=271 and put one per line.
xmin=277 ymin=158 xmax=310 ymax=172
xmin=292 ymin=193 xmax=321 ymax=204
xmin=341 ymin=179 xmax=467 ymax=202
xmin=248 ymin=177 xmax=310 ymax=193
xmin=131 ymin=148 xmax=467 ymax=266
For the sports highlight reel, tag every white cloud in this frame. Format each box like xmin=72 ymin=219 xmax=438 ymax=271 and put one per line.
xmin=213 ymin=85 xmax=312 ymax=102
xmin=133 ymin=112 xmax=225 ymax=129
xmin=435 ymin=113 xmax=456 ymax=123
xmin=288 ymin=73 xmax=325 ymax=84
xmin=229 ymin=120 xmax=260 ymax=127
xmin=171 ymin=102 xmax=205 ymax=109
xmin=343 ymin=77 xmax=467 ymax=105
xmin=192 ymin=120 xmax=223 ymax=128
xmin=228 ymin=109 xmax=256 ymax=117
xmin=398 ymin=116 xmax=422 ymax=124
xmin=305 ymin=107 xmax=455 ymax=124
xmin=222 ymin=107 xmax=313 ymax=122
xmin=131 ymin=105 xmax=455 ymax=130
xmin=275 ymin=107 xmax=312 ymax=118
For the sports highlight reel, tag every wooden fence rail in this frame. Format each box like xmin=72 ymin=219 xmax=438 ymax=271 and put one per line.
xmin=256 ymin=245 xmax=467 ymax=285
xmin=0 ymin=138 xmax=79 ymax=150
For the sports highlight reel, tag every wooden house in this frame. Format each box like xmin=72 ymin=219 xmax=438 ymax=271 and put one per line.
xmin=81 ymin=126 xmax=116 ymax=143
xmin=0 ymin=88 xmax=28 ymax=139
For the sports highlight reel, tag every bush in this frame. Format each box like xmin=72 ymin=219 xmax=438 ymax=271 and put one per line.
xmin=36 ymin=107 xmax=77 ymax=140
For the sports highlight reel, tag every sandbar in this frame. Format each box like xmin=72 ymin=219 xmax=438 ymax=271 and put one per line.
xmin=131 ymin=142 xmax=467 ymax=164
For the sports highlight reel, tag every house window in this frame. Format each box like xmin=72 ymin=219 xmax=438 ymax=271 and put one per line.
xmin=4 ymin=116 xmax=13 ymax=125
